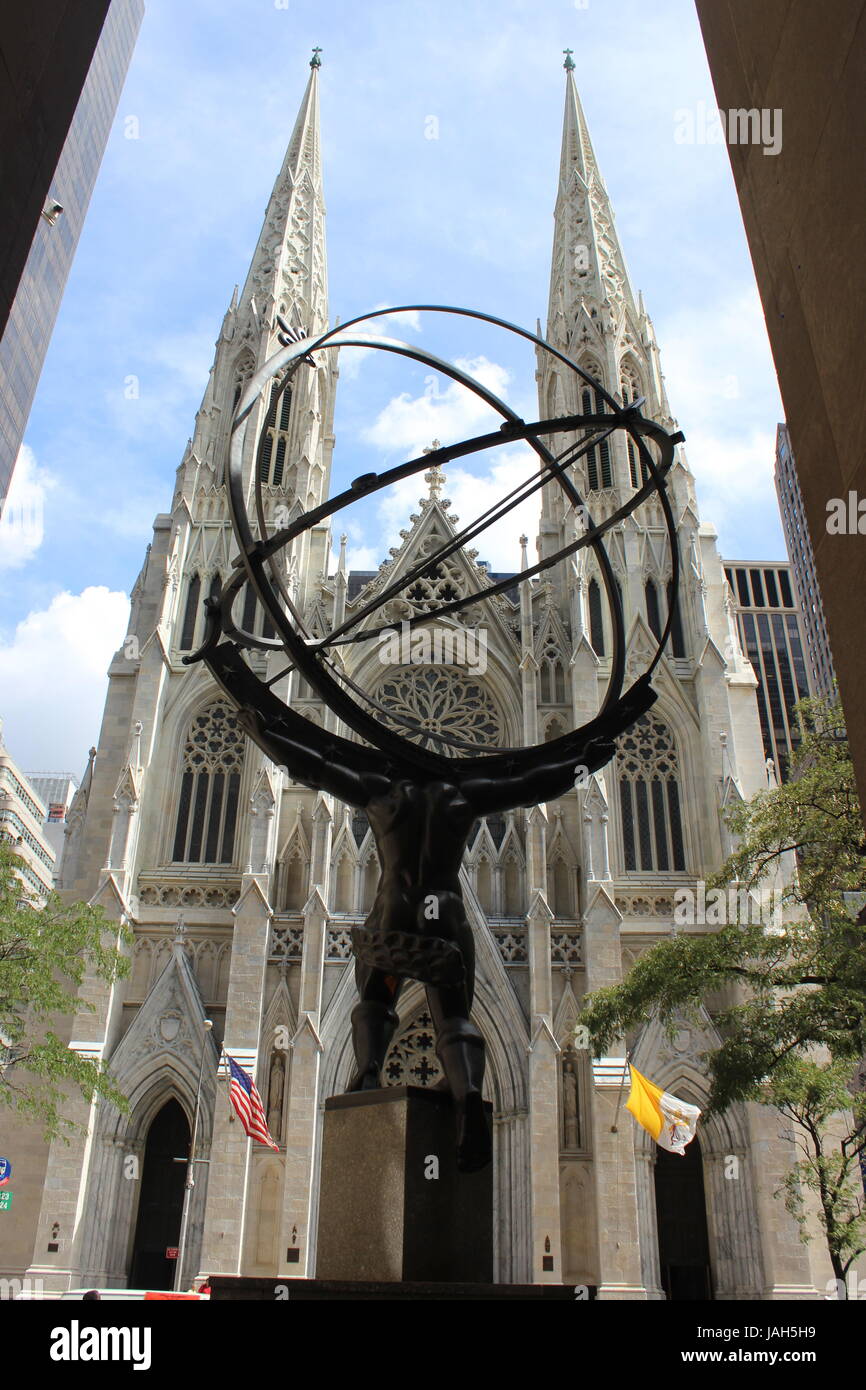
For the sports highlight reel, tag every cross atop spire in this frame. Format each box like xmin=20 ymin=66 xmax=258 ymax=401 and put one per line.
xmin=310 ymin=46 xmax=322 ymax=68
xmin=562 ymin=48 xmax=575 ymax=72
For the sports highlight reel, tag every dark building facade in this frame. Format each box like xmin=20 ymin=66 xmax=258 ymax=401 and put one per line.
xmin=695 ymin=0 xmax=866 ymax=826
xmin=774 ymin=423 xmax=837 ymax=701
xmin=724 ymin=560 xmax=812 ymax=781
xmin=0 ymin=0 xmax=143 ymax=506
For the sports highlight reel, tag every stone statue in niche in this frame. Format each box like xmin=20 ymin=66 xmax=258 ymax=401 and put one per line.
xmin=562 ymin=1049 xmax=581 ymax=1150
xmin=267 ymin=1051 xmax=285 ymax=1139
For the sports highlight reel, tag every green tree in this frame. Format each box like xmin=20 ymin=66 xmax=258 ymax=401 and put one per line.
xmin=0 ymin=842 xmax=129 ymax=1139
xmin=767 ymin=1058 xmax=866 ymax=1295
xmin=579 ymin=694 xmax=866 ymax=1293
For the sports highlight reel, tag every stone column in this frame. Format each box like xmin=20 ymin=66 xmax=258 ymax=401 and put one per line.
xmin=634 ymin=1147 xmax=665 ymax=1299
xmin=198 ymin=876 xmax=272 ymax=1278
xmin=583 ymin=884 xmax=647 ymax=1299
xmin=277 ymin=792 xmax=333 ymax=1278
xmin=525 ymin=819 xmax=563 ymax=1287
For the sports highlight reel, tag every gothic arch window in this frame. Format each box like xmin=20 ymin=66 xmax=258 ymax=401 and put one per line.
xmin=588 ymin=577 xmax=605 ymax=656
xmin=548 ymin=856 xmax=574 ymax=916
xmin=282 ymin=851 xmax=307 ymax=911
xmin=579 ymin=367 xmax=612 ymax=492
xmin=540 ymin=643 xmax=567 ymax=703
xmin=646 ymin=578 xmax=662 ymax=640
xmin=258 ymin=375 xmax=293 ymax=487
xmin=376 ymin=667 xmax=503 ymax=756
xmin=667 ymin=580 xmax=686 ymax=658
xmin=503 ymin=853 xmax=522 ymax=915
xmin=179 ymin=574 xmax=201 ymax=651
xmin=616 ymin=714 xmax=686 ymax=872
xmin=230 ymin=351 xmax=256 ymax=417
xmin=333 ymin=853 xmax=354 ymax=912
xmin=172 ymin=700 xmax=244 ymax=864
xmin=620 ymin=361 xmax=647 ymax=488
xmin=475 ymin=855 xmax=493 ymax=914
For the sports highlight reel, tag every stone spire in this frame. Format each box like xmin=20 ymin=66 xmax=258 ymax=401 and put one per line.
xmin=238 ymin=56 xmax=328 ymax=340
xmin=546 ymin=66 xmax=639 ymax=351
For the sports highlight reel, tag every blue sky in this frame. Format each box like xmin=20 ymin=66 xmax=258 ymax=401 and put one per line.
xmin=0 ymin=0 xmax=787 ymax=773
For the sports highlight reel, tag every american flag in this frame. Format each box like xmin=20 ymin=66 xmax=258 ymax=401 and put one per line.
xmin=226 ymin=1054 xmax=279 ymax=1150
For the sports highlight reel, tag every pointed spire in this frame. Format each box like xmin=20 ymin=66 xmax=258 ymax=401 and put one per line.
xmin=239 ymin=58 xmax=327 ymax=336
xmin=547 ymin=65 xmax=638 ymax=343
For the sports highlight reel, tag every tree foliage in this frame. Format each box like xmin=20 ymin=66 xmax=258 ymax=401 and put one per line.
xmin=581 ymin=695 xmax=866 ymax=1110
xmin=0 ymin=842 xmax=130 ymax=1138
xmin=579 ymin=694 xmax=866 ymax=1291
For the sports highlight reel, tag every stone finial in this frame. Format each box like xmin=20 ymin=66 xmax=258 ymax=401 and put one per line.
xmin=422 ymin=446 xmax=444 ymax=501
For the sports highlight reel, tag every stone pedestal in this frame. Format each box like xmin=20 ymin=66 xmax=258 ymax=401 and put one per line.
xmin=316 ymin=1086 xmax=493 ymax=1283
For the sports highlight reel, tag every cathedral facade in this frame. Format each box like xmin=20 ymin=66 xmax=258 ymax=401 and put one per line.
xmin=25 ymin=60 xmax=834 ymax=1298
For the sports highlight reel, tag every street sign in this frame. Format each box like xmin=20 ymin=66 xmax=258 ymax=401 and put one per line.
xmin=166 ymin=1246 xmax=179 ymax=1259
xmin=0 ymin=1157 xmax=11 ymax=1187
xmin=0 ymin=1191 xmax=13 ymax=1211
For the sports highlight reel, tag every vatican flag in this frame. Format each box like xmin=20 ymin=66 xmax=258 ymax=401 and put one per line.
xmin=625 ymin=1065 xmax=701 ymax=1155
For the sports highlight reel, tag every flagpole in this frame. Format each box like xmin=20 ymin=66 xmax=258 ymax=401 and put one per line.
xmin=174 ymin=1018 xmax=214 ymax=1292
xmin=610 ymin=1016 xmax=651 ymax=1133
xmin=610 ymin=1049 xmax=631 ymax=1133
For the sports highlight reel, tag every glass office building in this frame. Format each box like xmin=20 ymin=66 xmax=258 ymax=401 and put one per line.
xmin=724 ymin=560 xmax=812 ymax=781
xmin=0 ymin=0 xmax=144 ymax=506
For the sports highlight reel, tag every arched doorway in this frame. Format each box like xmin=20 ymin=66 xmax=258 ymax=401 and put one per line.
xmin=128 ymin=1099 xmax=189 ymax=1290
xmin=654 ymin=1136 xmax=713 ymax=1299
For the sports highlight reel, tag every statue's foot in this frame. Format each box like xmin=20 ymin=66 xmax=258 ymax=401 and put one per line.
xmin=455 ymin=1090 xmax=492 ymax=1173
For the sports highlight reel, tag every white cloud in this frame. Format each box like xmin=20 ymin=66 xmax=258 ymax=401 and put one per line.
xmin=335 ymin=308 xmax=423 ymax=381
xmin=687 ymin=427 xmax=779 ymax=537
xmin=0 ymin=587 xmax=130 ymax=771
xmin=362 ymin=355 xmax=512 ymax=458
xmin=657 ymin=285 xmax=784 ymax=552
xmin=0 ymin=446 xmax=55 ymax=570
xmin=337 ymin=444 xmax=541 ymax=578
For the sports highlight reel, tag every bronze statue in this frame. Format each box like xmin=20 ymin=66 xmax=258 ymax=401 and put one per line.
xmin=188 ymin=304 xmax=683 ymax=1172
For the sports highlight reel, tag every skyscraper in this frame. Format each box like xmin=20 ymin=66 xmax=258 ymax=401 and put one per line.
xmin=775 ymin=423 xmax=838 ymax=702
xmin=22 ymin=58 xmax=839 ymax=1300
xmin=0 ymin=0 xmax=144 ymax=508
xmin=723 ymin=559 xmax=813 ymax=780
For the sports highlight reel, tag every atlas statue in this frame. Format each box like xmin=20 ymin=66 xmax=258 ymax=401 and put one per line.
xmin=186 ymin=305 xmax=684 ymax=1172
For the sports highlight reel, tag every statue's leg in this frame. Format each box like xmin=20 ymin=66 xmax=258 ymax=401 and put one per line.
xmin=427 ymin=990 xmax=492 ymax=1173
xmin=346 ymin=961 xmax=402 ymax=1093
xmin=420 ymin=896 xmax=490 ymax=1170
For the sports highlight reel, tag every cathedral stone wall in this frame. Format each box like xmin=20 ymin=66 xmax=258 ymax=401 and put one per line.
xmin=21 ymin=62 xmax=843 ymax=1300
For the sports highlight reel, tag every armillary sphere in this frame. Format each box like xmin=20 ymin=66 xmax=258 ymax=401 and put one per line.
xmin=186 ymin=304 xmax=684 ymax=1172
xmin=187 ymin=304 xmax=684 ymax=788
